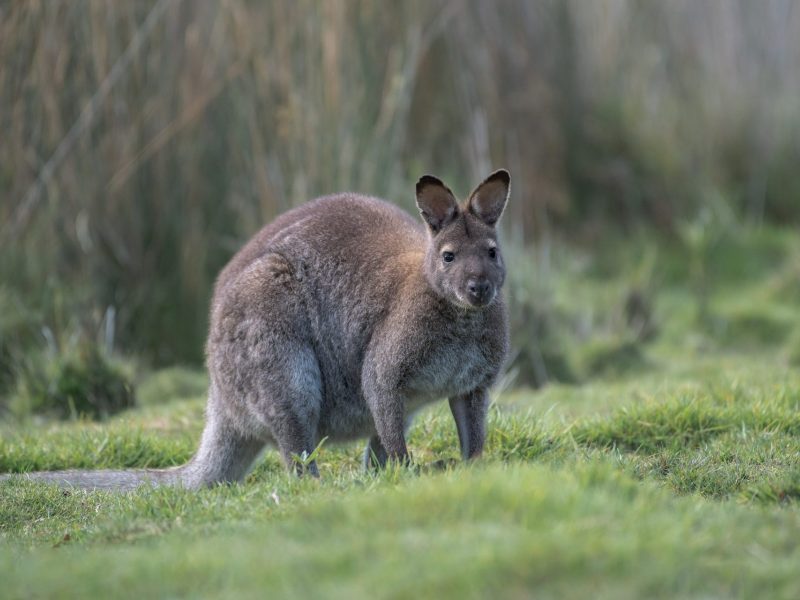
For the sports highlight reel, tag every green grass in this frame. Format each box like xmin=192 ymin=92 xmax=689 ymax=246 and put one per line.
xmin=3 ymin=463 xmax=800 ymax=599
xmin=2 ymin=355 xmax=800 ymax=598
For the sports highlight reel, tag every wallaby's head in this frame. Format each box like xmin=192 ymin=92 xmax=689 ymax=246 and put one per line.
xmin=416 ymin=170 xmax=510 ymax=309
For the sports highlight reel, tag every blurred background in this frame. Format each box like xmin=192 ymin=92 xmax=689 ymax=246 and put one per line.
xmin=1 ymin=0 xmax=799 ymax=420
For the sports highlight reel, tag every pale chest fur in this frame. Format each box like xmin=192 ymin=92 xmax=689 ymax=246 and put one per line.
xmin=406 ymin=336 xmax=493 ymax=401
xmin=400 ymin=305 xmax=505 ymax=408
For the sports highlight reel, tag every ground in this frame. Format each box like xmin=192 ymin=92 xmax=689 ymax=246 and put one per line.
xmin=2 ymin=229 xmax=800 ymax=598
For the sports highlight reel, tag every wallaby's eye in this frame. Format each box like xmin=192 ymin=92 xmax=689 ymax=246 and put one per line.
xmin=442 ymin=251 xmax=455 ymax=264
xmin=488 ymin=247 xmax=497 ymax=260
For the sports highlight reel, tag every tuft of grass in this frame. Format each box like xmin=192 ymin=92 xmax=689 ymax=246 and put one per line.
xmin=573 ymin=386 xmax=800 ymax=453
xmin=0 ymin=400 xmax=204 ymax=474
xmin=618 ymin=431 xmax=800 ymax=500
xmin=9 ymin=344 xmax=136 ymax=421
xmin=743 ymin=466 xmax=800 ymax=505
xmin=136 ymin=367 xmax=208 ymax=406
xmin=714 ymin=306 xmax=796 ymax=347
xmin=576 ymin=338 xmax=650 ymax=380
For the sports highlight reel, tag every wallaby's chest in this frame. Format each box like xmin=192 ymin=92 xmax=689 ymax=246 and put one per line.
xmin=403 ymin=319 xmax=501 ymax=402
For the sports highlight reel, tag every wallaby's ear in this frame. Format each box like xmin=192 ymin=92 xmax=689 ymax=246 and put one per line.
xmin=467 ymin=169 xmax=510 ymax=227
xmin=416 ymin=175 xmax=459 ymax=233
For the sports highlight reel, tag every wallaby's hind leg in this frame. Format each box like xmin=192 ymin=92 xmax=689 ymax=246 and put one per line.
xmin=181 ymin=412 xmax=265 ymax=488
xmin=252 ymin=344 xmax=323 ymax=477
xmin=275 ymin=414 xmax=320 ymax=477
xmin=208 ymin=258 xmax=323 ymax=478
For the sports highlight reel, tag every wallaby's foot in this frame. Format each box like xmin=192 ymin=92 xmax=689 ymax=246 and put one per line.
xmin=285 ymin=456 xmax=320 ymax=477
xmin=276 ymin=424 xmax=321 ymax=477
xmin=448 ymin=390 xmax=489 ymax=460
xmin=385 ymin=450 xmax=413 ymax=469
xmin=277 ymin=434 xmax=321 ymax=477
xmin=363 ymin=435 xmax=389 ymax=470
xmin=428 ymin=458 xmax=458 ymax=471
xmin=363 ymin=433 xmax=414 ymax=472
xmin=276 ymin=427 xmax=320 ymax=477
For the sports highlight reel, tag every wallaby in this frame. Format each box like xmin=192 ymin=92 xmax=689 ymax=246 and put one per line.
xmin=2 ymin=170 xmax=511 ymax=491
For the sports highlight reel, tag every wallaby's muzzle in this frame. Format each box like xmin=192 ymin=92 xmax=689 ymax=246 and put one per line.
xmin=466 ymin=278 xmax=495 ymax=307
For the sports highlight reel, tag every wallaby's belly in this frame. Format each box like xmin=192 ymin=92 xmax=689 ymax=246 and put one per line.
xmin=317 ymin=391 xmax=375 ymax=441
xmin=407 ymin=338 xmax=491 ymax=399
xmin=315 ymin=332 xmax=494 ymax=441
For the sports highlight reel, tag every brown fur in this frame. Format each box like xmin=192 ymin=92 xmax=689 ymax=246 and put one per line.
xmin=2 ymin=171 xmax=511 ymax=490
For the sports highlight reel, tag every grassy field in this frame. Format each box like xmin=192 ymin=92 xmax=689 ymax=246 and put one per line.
xmin=2 ymin=229 xmax=800 ymax=598
xmin=2 ymin=357 xmax=800 ymax=597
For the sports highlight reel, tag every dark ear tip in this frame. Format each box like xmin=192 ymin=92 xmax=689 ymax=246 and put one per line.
xmin=486 ymin=169 xmax=510 ymax=185
xmin=416 ymin=174 xmax=445 ymax=194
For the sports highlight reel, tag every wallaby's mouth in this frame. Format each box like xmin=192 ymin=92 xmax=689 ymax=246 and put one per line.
xmin=456 ymin=286 xmax=497 ymax=309
xmin=468 ymin=290 xmax=496 ymax=308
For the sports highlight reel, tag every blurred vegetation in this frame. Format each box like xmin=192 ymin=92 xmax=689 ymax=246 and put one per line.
xmin=9 ymin=343 xmax=135 ymax=421
xmin=1 ymin=1 xmax=799 ymax=416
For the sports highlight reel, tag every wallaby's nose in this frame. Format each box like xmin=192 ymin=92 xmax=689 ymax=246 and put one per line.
xmin=467 ymin=279 xmax=492 ymax=304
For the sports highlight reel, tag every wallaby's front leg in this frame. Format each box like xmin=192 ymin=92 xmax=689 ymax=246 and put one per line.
xmin=363 ymin=435 xmax=389 ymax=469
xmin=365 ymin=388 xmax=410 ymax=464
xmin=449 ymin=388 xmax=489 ymax=460
xmin=364 ymin=413 xmax=418 ymax=469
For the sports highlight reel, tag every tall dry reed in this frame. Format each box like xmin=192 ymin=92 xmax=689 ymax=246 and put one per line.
xmin=1 ymin=0 xmax=798 ymax=363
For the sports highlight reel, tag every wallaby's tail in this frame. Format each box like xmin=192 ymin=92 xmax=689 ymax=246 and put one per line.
xmin=0 ymin=466 xmax=189 ymax=492
xmin=0 ymin=411 xmax=267 ymax=492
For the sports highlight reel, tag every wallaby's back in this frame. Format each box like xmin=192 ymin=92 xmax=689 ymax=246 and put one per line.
xmin=213 ymin=194 xmax=422 ymax=296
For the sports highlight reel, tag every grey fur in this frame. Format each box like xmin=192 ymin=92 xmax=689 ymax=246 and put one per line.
xmin=1 ymin=170 xmax=511 ymax=491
